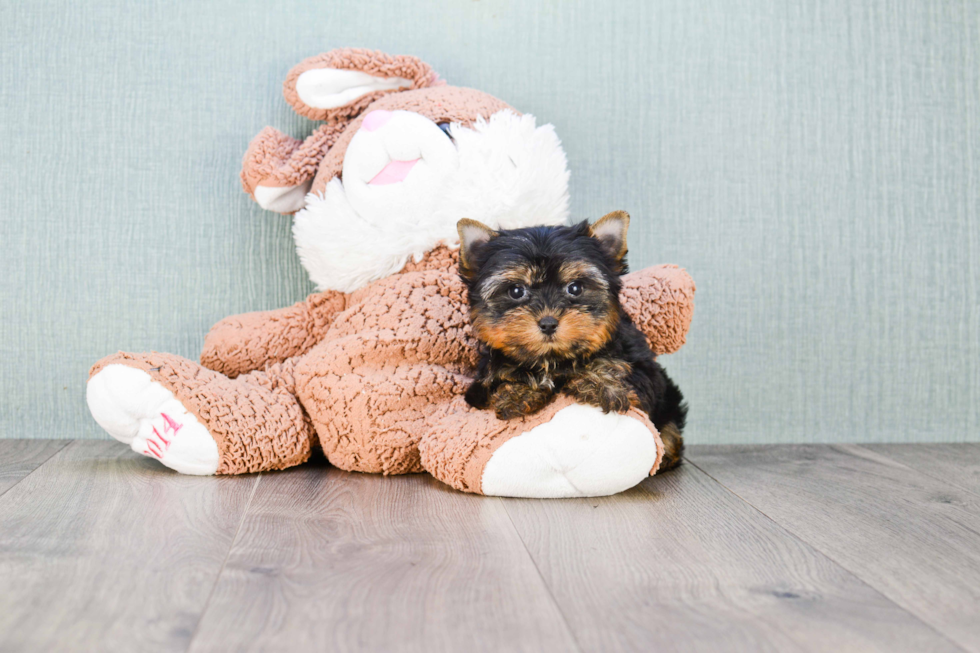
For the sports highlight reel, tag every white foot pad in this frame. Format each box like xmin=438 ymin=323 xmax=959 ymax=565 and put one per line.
xmin=86 ymin=365 xmax=220 ymax=475
xmin=481 ymin=403 xmax=658 ymax=498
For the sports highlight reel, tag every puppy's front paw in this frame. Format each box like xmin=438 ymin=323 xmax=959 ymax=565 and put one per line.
xmin=564 ymin=359 xmax=636 ymax=414
xmin=491 ymin=383 xmax=553 ymax=420
xmin=565 ymin=379 xmax=633 ymax=414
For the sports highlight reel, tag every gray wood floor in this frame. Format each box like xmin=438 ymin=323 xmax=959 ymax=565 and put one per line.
xmin=1 ymin=441 xmax=978 ymax=653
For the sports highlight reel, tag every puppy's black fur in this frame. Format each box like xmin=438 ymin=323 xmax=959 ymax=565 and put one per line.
xmin=457 ymin=212 xmax=687 ymax=470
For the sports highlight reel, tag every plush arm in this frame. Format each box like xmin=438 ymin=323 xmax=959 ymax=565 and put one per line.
xmin=200 ymin=290 xmax=347 ymax=378
xmin=620 ymin=265 xmax=696 ymax=355
xmin=240 ymin=123 xmax=347 ymax=214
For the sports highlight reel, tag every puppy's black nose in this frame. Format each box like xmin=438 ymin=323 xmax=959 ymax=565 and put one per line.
xmin=538 ymin=316 xmax=559 ymax=335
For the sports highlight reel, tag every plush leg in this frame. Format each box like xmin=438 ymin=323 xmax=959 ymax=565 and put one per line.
xmin=295 ymin=334 xmax=470 ymax=475
xmin=87 ymin=353 xmax=314 ymax=474
xmin=419 ymin=396 xmax=665 ymax=498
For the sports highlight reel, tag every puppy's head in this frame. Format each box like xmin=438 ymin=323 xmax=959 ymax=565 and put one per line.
xmin=457 ymin=211 xmax=630 ymax=363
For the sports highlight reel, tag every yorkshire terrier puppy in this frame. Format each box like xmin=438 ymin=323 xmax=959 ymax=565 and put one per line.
xmin=457 ymin=211 xmax=687 ymax=470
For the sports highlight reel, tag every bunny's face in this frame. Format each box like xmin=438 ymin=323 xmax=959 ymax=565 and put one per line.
xmin=245 ymin=49 xmax=570 ymax=293
xmin=340 ymin=109 xmax=460 ymax=229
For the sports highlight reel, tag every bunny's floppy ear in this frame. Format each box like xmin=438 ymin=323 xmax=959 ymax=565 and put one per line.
xmin=283 ymin=48 xmax=442 ymax=122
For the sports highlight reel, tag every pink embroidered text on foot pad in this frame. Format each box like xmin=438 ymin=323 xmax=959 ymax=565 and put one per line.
xmin=87 ymin=365 xmax=219 ymax=475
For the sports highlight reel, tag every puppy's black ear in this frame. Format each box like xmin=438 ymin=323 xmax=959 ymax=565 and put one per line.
xmin=457 ymin=218 xmax=497 ymax=277
xmin=589 ymin=210 xmax=630 ymax=264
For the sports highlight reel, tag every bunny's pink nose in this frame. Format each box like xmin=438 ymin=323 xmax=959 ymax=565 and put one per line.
xmin=361 ymin=110 xmax=393 ymax=132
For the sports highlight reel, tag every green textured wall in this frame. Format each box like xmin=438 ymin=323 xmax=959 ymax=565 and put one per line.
xmin=1 ymin=0 xmax=977 ymax=442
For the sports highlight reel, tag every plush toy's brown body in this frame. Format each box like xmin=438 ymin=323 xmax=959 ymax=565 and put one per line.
xmin=91 ymin=248 xmax=693 ymax=493
xmin=86 ymin=48 xmax=696 ymax=497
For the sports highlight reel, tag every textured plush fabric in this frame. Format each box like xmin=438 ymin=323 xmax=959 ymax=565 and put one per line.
xmin=305 ymin=87 xmax=514 ymax=198
xmin=240 ymin=123 xmax=345 ymax=194
xmin=291 ymin=108 xmax=568 ymax=293
xmin=241 ymin=48 xmax=514 ymax=208
xmin=293 ymin=249 xmax=475 ymax=475
xmin=419 ymin=395 xmax=665 ymax=494
xmin=283 ymin=48 xmax=441 ymax=122
xmin=87 ymin=247 xmax=692 ymax=487
xmin=201 ymin=289 xmax=347 ymax=377
xmin=241 ymin=83 xmax=515 ymax=212
xmin=89 ymin=352 xmax=313 ymax=475
xmin=620 ymin=264 xmax=697 ymax=356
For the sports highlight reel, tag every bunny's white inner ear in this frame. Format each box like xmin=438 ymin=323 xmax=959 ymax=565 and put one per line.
xmin=295 ymin=68 xmax=414 ymax=110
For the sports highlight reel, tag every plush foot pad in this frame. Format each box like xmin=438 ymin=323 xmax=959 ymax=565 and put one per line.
xmin=481 ymin=403 xmax=659 ymax=498
xmin=86 ymin=364 xmax=219 ymax=475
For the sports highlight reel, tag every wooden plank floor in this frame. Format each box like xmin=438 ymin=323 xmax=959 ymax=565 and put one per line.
xmin=689 ymin=444 xmax=980 ymax=652
xmin=0 ymin=442 xmax=977 ymax=653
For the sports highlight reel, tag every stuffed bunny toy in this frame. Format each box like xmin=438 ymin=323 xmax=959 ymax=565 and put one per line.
xmin=86 ymin=48 xmax=695 ymax=498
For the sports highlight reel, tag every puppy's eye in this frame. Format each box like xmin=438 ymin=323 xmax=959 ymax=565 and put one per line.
xmin=437 ymin=122 xmax=454 ymax=139
xmin=507 ymin=285 xmax=527 ymax=300
xmin=566 ymin=282 xmax=583 ymax=297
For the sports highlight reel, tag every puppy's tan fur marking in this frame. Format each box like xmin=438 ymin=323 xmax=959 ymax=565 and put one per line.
xmin=472 ymin=307 xmax=617 ymax=363
xmin=549 ymin=309 xmax=618 ymax=359
xmin=490 ymin=382 xmax=553 ymax=420
xmin=479 ymin=264 xmax=539 ymax=302
xmin=472 ymin=309 xmax=545 ymax=360
xmin=657 ymin=422 xmax=685 ymax=471
xmin=558 ymin=260 xmax=608 ymax=290
xmin=562 ymin=356 xmax=636 ymax=414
